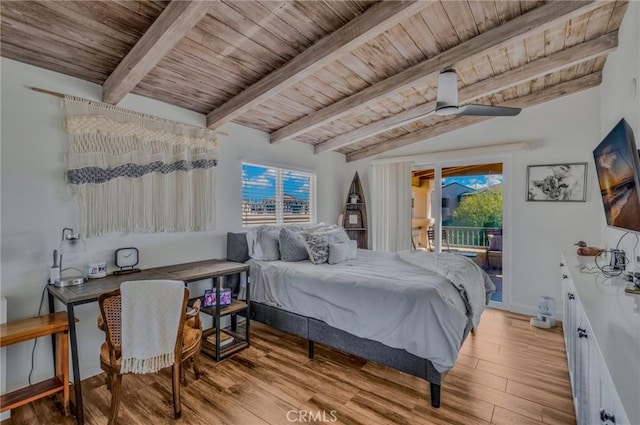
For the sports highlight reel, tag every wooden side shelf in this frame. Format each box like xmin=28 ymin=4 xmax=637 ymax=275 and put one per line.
xmin=0 ymin=312 xmax=74 ymax=415
xmin=0 ymin=377 xmax=64 ymax=412
xmin=188 ymin=297 xmax=247 ymax=316
xmin=0 ymin=312 xmax=70 ymax=347
xmin=342 ymin=172 xmax=368 ymax=249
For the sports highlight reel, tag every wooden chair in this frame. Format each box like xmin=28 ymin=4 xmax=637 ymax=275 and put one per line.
xmin=485 ymin=228 xmax=503 ymax=269
xmin=97 ymin=287 xmax=202 ymax=424
xmin=427 ymin=227 xmax=450 ymax=252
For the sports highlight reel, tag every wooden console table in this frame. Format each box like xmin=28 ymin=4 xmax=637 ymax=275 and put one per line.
xmin=0 ymin=312 xmax=76 ymax=415
xmin=47 ymin=259 xmax=249 ymax=425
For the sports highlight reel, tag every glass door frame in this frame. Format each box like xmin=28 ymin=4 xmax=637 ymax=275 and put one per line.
xmin=412 ymin=155 xmax=511 ymax=310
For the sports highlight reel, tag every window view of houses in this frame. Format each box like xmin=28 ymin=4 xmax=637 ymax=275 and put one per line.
xmin=242 ymin=163 xmax=314 ymax=225
xmin=412 ymin=164 xmax=504 ymax=302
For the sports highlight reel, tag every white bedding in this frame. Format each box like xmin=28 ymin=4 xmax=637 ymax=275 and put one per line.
xmin=248 ymin=249 xmax=494 ymax=372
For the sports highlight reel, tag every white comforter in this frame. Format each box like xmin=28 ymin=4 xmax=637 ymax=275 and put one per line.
xmin=248 ymin=249 xmax=494 ymax=372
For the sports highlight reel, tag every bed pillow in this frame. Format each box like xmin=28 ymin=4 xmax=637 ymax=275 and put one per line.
xmin=309 ymin=227 xmax=350 ymax=244
xmin=253 ymin=227 xmax=281 ymax=261
xmin=303 ymin=232 xmax=330 ymax=264
xmin=328 ymin=240 xmax=357 ymax=264
xmin=227 ymin=232 xmax=249 ymax=263
xmin=279 ymin=227 xmax=308 ymax=262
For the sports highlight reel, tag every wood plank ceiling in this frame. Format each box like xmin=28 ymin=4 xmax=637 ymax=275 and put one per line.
xmin=0 ymin=1 xmax=629 ymax=162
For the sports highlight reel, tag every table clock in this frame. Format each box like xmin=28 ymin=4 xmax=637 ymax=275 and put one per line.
xmin=113 ymin=247 xmax=141 ymax=275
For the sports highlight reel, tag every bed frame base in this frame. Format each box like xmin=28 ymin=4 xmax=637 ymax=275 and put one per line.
xmin=308 ymin=340 xmax=314 ymax=359
xmin=430 ymin=382 xmax=441 ymax=408
xmin=248 ymin=301 xmax=457 ymax=408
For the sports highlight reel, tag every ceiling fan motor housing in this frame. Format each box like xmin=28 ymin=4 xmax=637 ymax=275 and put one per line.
xmin=436 ymin=70 xmax=459 ymax=110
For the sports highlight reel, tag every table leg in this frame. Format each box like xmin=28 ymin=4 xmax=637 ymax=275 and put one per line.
xmin=245 ymin=270 xmax=250 ymax=345
xmin=56 ymin=330 xmax=70 ymax=416
xmin=230 ymin=315 xmax=237 ymax=332
xmin=215 ymin=277 xmax=221 ymax=362
xmin=48 ymin=291 xmax=56 ymax=373
xmin=67 ymin=304 xmax=84 ymax=425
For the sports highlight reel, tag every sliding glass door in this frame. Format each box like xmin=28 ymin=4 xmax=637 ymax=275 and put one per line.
xmin=412 ymin=159 xmax=508 ymax=309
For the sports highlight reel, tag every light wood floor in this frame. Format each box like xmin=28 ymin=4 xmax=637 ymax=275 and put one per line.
xmin=3 ymin=309 xmax=575 ymax=425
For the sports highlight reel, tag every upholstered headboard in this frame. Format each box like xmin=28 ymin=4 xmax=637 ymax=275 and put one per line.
xmin=226 ymin=232 xmax=249 ymax=263
xmin=226 ymin=232 xmax=248 ymax=295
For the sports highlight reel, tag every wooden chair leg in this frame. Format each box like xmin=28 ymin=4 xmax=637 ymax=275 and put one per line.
xmin=107 ymin=374 xmax=122 ymax=425
xmin=105 ymin=373 xmax=112 ymax=392
xmin=193 ymin=353 xmax=202 ymax=380
xmin=180 ymin=362 xmax=186 ymax=386
xmin=172 ymin=363 xmax=182 ymax=419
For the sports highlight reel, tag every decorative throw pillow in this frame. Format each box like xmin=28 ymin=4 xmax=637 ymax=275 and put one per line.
xmin=279 ymin=227 xmax=308 ymax=262
xmin=303 ymin=232 xmax=330 ymax=264
xmin=488 ymin=234 xmax=503 ymax=251
xmin=227 ymin=232 xmax=249 ymax=263
xmin=328 ymin=240 xmax=357 ymax=265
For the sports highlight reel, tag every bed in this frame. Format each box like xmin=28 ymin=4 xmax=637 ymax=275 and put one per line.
xmin=227 ymin=230 xmax=494 ymax=408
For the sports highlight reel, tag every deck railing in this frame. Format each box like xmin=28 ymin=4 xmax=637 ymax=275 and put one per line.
xmin=443 ymin=226 xmax=501 ymax=248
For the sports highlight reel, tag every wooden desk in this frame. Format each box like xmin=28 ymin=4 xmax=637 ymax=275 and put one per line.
xmin=47 ymin=259 xmax=249 ymax=425
xmin=0 ymin=312 xmax=77 ymax=415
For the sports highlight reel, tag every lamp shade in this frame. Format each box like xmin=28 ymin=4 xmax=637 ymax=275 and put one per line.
xmin=59 ymin=227 xmax=86 ymax=255
xmin=59 ymin=238 xmax=86 ymax=255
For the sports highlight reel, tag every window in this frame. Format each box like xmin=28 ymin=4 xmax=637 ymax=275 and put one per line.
xmin=442 ymin=198 xmax=450 ymax=208
xmin=242 ymin=162 xmax=316 ymax=227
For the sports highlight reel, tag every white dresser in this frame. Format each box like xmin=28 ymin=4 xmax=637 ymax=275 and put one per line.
xmin=561 ymin=250 xmax=639 ymax=425
xmin=0 ymin=296 xmax=8 ymax=420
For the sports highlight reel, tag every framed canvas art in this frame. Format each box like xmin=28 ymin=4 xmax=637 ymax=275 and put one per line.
xmin=526 ymin=163 xmax=587 ymax=202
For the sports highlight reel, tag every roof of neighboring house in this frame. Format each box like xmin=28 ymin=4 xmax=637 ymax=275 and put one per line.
xmin=442 ymin=182 xmax=474 ymax=192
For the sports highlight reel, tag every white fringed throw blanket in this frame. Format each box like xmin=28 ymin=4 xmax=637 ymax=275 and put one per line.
xmin=63 ymin=96 xmax=218 ymax=237
xmin=120 ymin=280 xmax=185 ymax=374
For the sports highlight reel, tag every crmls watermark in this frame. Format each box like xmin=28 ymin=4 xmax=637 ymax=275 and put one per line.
xmin=286 ymin=410 xmax=338 ymax=423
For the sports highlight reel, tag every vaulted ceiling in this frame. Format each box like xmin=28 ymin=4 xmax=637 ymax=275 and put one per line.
xmin=0 ymin=1 xmax=629 ymax=161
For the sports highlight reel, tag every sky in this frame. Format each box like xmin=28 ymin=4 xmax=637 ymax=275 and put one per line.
xmin=243 ymin=165 xmax=502 ymax=201
xmin=442 ymin=174 xmax=503 ymax=190
xmin=242 ymin=164 xmax=310 ymax=201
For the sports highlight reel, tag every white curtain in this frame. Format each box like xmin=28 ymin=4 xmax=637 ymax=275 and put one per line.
xmin=372 ymin=162 xmax=412 ymax=252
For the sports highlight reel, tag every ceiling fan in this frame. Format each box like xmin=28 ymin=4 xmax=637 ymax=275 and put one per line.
xmin=421 ymin=70 xmax=522 ymax=118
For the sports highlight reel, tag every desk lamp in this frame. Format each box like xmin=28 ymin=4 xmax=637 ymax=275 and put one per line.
xmin=54 ymin=227 xmax=87 ymax=287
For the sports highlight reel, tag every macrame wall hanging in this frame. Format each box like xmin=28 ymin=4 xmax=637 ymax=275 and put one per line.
xmin=64 ymin=96 xmax=218 ymax=238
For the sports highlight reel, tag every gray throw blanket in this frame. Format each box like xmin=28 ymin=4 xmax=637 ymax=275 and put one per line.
xmin=398 ymin=250 xmax=495 ymax=329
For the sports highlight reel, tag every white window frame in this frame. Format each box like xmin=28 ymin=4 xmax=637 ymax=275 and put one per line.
xmin=241 ymin=161 xmax=317 ymax=227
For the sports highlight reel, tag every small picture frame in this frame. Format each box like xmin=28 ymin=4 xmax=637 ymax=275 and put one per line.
xmin=344 ymin=210 xmax=363 ymax=228
xmin=526 ymin=163 xmax=587 ymax=202
xmin=203 ymin=288 xmax=232 ymax=307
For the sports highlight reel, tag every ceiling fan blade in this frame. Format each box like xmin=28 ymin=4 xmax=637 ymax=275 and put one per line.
xmin=457 ymin=104 xmax=522 ymax=117
xmin=396 ymin=109 xmax=437 ymax=126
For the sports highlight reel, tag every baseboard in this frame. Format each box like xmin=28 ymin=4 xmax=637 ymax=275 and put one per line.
xmin=80 ymin=362 xmax=102 ymax=381
xmin=508 ymin=303 xmax=563 ymax=321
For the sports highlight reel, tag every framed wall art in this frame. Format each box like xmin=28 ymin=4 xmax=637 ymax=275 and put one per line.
xmin=526 ymin=163 xmax=587 ymax=202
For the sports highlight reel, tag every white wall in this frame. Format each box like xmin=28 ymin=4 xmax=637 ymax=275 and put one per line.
xmin=599 ymin=1 xmax=640 ymax=260
xmin=346 ymin=87 xmax=603 ymax=317
xmin=0 ymin=58 xmax=346 ymax=390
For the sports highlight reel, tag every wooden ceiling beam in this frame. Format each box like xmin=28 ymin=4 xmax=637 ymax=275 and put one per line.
xmin=204 ymin=1 xmax=430 ymax=129
xmin=271 ymin=0 xmax=602 ymax=144
xmin=346 ymin=71 xmax=603 ymax=162
xmin=315 ymin=31 xmax=617 ymax=154
xmin=102 ymin=1 xmax=211 ymax=105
